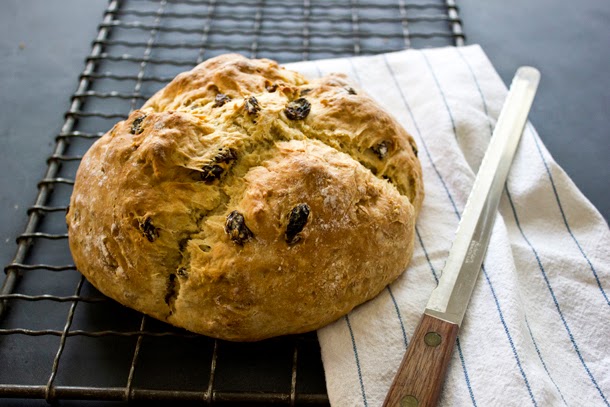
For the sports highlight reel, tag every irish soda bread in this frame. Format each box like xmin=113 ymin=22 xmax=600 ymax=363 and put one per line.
xmin=67 ymin=54 xmax=423 ymax=341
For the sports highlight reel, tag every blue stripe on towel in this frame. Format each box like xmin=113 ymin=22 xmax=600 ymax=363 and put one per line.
xmin=453 ymin=48 xmax=494 ymax=136
xmin=456 ymin=47 xmax=608 ymax=406
xmin=313 ymin=62 xmax=324 ymax=78
xmin=525 ymin=316 xmax=569 ymax=406
xmin=345 ymin=315 xmax=368 ymax=407
xmin=420 ymin=52 xmax=458 ymax=138
xmin=528 ymin=124 xmax=610 ymax=308
xmin=416 ymin=226 xmax=438 ymax=282
xmin=384 ymin=53 xmax=478 ymax=407
xmin=482 ymin=265 xmax=538 ymax=407
xmin=387 ymin=286 xmax=409 ymax=349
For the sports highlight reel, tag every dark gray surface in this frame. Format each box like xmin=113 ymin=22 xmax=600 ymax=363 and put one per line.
xmin=459 ymin=0 xmax=610 ymax=222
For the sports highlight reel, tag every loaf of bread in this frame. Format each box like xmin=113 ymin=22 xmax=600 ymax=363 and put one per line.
xmin=66 ymin=54 xmax=423 ymax=341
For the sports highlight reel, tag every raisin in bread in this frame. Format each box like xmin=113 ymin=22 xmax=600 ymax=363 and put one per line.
xmin=67 ymin=54 xmax=423 ymax=341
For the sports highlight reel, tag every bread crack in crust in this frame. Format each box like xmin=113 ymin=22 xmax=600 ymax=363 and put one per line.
xmin=67 ymin=54 xmax=423 ymax=341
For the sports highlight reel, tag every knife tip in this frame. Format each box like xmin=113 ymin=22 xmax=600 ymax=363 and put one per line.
xmin=516 ymin=66 xmax=541 ymax=86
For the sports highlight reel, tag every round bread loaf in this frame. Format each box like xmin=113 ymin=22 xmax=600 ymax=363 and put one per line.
xmin=67 ymin=54 xmax=423 ymax=341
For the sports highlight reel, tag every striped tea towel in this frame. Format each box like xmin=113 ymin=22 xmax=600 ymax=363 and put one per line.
xmin=286 ymin=45 xmax=610 ymax=407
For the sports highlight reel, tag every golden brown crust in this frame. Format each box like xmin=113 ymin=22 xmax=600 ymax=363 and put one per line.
xmin=67 ymin=54 xmax=423 ymax=341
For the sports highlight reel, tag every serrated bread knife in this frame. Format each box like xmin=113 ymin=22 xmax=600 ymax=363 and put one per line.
xmin=382 ymin=67 xmax=541 ymax=407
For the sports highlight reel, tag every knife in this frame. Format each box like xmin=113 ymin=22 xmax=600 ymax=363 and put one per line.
xmin=382 ymin=66 xmax=541 ymax=407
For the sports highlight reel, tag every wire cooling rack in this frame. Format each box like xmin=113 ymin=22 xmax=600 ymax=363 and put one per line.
xmin=0 ymin=0 xmax=463 ymax=404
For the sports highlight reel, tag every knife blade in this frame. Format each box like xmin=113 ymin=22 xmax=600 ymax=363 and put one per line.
xmin=382 ymin=66 xmax=540 ymax=407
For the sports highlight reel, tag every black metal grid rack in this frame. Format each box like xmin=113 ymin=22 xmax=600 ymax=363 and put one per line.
xmin=0 ymin=0 xmax=463 ymax=404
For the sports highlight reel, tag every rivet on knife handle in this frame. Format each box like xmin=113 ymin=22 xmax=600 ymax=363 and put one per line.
xmin=382 ymin=66 xmax=540 ymax=407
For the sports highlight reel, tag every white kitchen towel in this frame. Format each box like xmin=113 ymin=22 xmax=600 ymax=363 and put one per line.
xmin=286 ymin=45 xmax=610 ymax=407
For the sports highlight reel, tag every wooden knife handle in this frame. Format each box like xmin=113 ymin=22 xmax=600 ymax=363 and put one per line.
xmin=382 ymin=314 xmax=459 ymax=407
